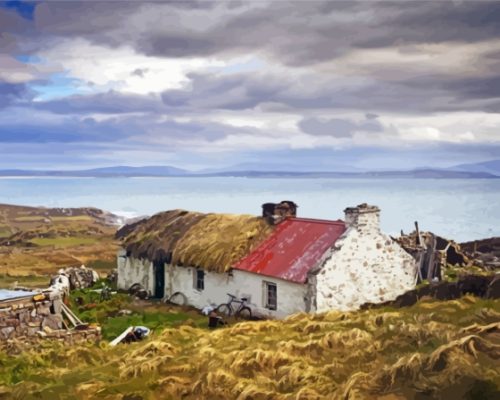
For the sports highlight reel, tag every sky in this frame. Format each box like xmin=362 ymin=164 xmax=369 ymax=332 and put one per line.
xmin=0 ymin=0 xmax=499 ymax=172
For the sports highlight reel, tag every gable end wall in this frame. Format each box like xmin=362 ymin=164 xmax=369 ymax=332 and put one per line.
xmin=315 ymin=227 xmax=417 ymax=311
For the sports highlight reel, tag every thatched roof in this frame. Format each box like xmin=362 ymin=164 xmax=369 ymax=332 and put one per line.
xmin=116 ymin=209 xmax=274 ymax=273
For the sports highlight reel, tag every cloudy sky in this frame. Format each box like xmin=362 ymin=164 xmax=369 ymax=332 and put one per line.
xmin=1 ymin=0 xmax=499 ymax=171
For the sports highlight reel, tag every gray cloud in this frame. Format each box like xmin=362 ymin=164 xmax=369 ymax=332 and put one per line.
xmin=28 ymin=1 xmax=500 ymax=65
xmin=36 ymin=91 xmax=165 ymax=114
xmin=160 ymin=69 xmax=499 ymax=114
xmin=0 ymin=82 xmax=33 ymax=108
xmin=2 ymin=0 xmax=500 ymax=170
xmin=299 ymin=116 xmax=383 ymax=138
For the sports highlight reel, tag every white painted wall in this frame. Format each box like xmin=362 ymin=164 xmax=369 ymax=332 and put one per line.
xmin=117 ymin=249 xmax=154 ymax=294
xmin=117 ymin=250 xmax=308 ymax=318
xmin=314 ymin=206 xmax=417 ymax=312
xmin=164 ymin=264 xmax=307 ymax=318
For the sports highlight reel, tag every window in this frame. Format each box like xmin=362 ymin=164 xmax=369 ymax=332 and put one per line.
xmin=264 ymin=281 xmax=277 ymax=310
xmin=195 ymin=269 xmax=205 ymax=291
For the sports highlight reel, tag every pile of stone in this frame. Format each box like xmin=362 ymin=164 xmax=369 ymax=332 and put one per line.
xmin=49 ymin=265 xmax=99 ymax=293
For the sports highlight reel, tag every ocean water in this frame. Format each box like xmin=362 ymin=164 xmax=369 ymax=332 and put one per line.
xmin=0 ymin=177 xmax=498 ymax=242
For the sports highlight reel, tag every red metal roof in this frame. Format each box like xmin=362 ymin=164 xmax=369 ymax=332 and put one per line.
xmin=233 ymin=217 xmax=346 ymax=283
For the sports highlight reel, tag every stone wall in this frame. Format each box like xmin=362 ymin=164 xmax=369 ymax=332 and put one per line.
xmin=314 ymin=204 xmax=417 ymax=312
xmin=0 ymin=291 xmax=100 ymax=345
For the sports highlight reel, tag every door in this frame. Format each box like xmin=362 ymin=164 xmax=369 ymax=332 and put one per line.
xmin=154 ymin=262 xmax=165 ymax=299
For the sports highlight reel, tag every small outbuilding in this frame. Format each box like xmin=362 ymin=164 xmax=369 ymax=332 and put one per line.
xmin=116 ymin=203 xmax=417 ymax=317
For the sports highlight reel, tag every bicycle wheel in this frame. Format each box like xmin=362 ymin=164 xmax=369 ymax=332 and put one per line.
xmin=216 ymin=303 xmax=232 ymax=317
xmin=167 ymin=291 xmax=187 ymax=306
xmin=236 ymin=306 xmax=252 ymax=320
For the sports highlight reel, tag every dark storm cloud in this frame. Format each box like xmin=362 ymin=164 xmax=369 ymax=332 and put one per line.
xmin=160 ymin=70 xmax=498 ymax=114
xmin=8 ymin=0 xmax=500 ymax=116
xmin=29 ymin=1 xmax=500 ymax=65
xmin=161 ymin=72 xmax=287 ymax=110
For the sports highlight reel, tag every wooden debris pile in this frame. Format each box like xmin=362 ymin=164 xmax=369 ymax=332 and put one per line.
xmin=460 ymin=237 xmax=500 ymax=270
xmin=394 ymin=222 xmax=469 ymax=282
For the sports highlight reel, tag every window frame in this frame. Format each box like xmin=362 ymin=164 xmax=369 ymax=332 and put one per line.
xmin=194 ymin=269 xmax=205 ymax=291
xmin=264 ymin=281 xmax=277 ymax=310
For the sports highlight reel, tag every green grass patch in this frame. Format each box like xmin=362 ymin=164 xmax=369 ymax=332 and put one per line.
xmin=69 ymin=284 xmax=207 ymax=341
xmin=50 ymin=216 xmax=92 ymax=222
xmin=30 ymin=236 xmax=98 ymax=247
xmin=13 ymin=216 xmax=46 ymax=222
xmin=0 ymin=273 xmax=49 ymax=289
xmin=86 ymin=259 xmax=116 ymax=271
xmin=0 ymin=226 xmax=12 ymax=238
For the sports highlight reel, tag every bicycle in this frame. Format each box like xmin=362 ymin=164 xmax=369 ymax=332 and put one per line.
xmin=216 ymin=293 xmax=252 ymax=319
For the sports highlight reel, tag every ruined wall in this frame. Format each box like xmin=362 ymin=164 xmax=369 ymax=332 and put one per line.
xmin=117 ymin=249 xmax=154 ymax=294
xmin=0 ymin=291 xmax=100 ymax=346
xmin=314 ymin=205 xmax=417 ymax=312
xmin=0 ymin=292 xmax=63 ymax=340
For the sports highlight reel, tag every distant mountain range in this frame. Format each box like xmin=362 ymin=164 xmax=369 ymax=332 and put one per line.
xmin=448 ymin=159 xmax=500 ymax=175
xmin=1 ymin=160 xmax=499 ymax=179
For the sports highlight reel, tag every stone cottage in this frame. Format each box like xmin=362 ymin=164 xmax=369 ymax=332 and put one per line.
xmin=116 ymin=203 xmax=417 ymax=318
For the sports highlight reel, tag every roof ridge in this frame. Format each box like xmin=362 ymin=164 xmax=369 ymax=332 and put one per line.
xmin=288 ymin=217 xmax=345 ymax=225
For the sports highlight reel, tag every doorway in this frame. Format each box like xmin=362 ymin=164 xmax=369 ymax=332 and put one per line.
xmin=153 ymin=262 xmax=165 ymax=299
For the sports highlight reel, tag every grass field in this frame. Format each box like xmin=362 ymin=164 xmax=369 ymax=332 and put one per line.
xmin=0 ymin=296 xmax=498 ymax=399
xmin=0 ymin=202 xmax=498 ymax=399
xmin=0 ymin=204 xmax=119 ymax=283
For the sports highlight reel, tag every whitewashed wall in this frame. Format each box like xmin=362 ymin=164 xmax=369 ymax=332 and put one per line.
xmin=117 ymin=249 xmax=308 ymax=318
xmin=314 ymin=208 xmax=417 ymax=312
xmin=164 ymin=264 xmax=307 ymax=318
xmin=117 ymin=249 xmax=154 ymax=294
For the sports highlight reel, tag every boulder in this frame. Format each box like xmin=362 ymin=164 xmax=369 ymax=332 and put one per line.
xmin=457 ymin=275 xmax=492 ymax=297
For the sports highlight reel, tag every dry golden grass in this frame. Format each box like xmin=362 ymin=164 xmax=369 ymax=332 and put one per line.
xmin=0 ymin=296 xmax=498 ymax=399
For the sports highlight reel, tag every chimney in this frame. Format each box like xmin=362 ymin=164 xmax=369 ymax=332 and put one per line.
xmin=262 ymin=200 xmax=297 ymax=225
xmin=344 ymin=203 xmax=380 ymax=235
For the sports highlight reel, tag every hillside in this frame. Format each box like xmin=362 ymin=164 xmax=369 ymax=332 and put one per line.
xmin=0 ymin=204 xmax=120 ymax=286
xmin=0 ymin=296 xmax=498 ymax=399
xmin=451 ymin=159 xmax=500 ymax=176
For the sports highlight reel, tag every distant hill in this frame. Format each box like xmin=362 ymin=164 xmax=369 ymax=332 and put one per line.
xmin=450 ymin=159 xmax=500 ymax=176
xmin=0 ymin=166 xmax=498 ymax=178
xmin=198 ymin=169 xmax=498 ymax=179
xmin=0 ymin=166 xmax=189 ymax=177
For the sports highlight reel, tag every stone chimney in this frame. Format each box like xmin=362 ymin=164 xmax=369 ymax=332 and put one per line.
xmin=344 ymin=203 xmax=380 ymax=235
xmin=262 ymin=200 xmax=297 ymax=225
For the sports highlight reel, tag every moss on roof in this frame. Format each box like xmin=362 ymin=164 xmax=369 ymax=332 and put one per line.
xmin=116 ymin=209 xmax=274 ymax=273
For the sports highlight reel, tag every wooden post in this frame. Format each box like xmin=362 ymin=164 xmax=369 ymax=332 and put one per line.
xmin=426 ymin=234 xmax=437 ymax=282
xmin=414 ymin=221 xmax=421 ymax=246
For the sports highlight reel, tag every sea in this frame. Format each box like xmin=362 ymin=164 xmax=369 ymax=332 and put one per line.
xmin=0 ymin=177 xmax=498 ymax=242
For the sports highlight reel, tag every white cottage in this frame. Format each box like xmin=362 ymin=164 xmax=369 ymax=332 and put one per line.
xmin=117 ymin=203 xmax=417 ymax=318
